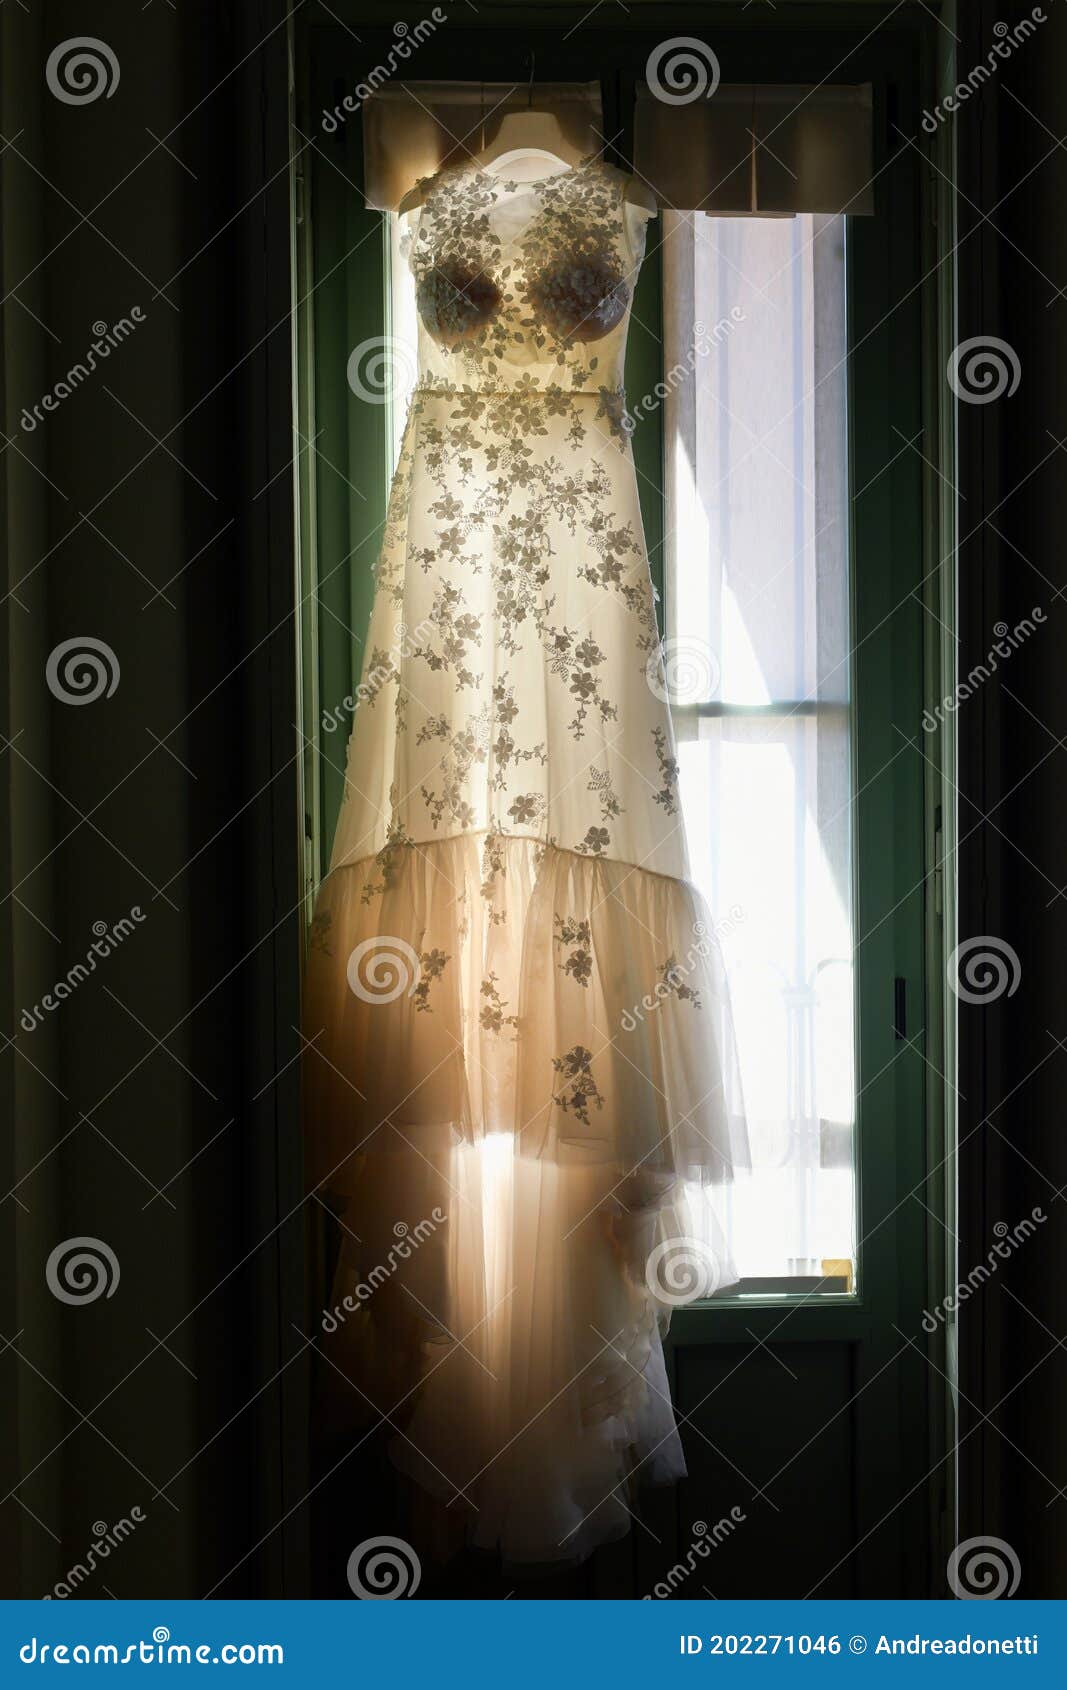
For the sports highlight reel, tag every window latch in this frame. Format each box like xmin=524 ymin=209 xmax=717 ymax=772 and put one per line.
xmin=894 ymin=976 xmax=907 ymax=1041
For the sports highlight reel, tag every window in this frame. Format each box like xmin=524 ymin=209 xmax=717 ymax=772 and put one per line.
xmin=661 ymin=212 xmax=855 ymax=1291
xmin=381 ymin=206 xmax=856 ymax=1294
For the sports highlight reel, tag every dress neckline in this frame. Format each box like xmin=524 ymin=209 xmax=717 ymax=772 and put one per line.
xmin=444 ymin=151 xmax=604 ymax=194
xmin=482 ymin=147 xmax=572 ymax=184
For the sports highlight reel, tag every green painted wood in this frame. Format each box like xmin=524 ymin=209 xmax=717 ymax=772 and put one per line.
xmin=300 ymin=64 xmax=391 ymax=882
xmin=626 ymin=229 xmax=666 ymax=622
xmin=842 ymin=32 xmax=931 ymax=1596
xmin=668 ymin=1342 xmax=859 ymax=1599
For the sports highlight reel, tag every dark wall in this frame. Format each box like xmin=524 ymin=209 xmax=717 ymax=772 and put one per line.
xmin=1 ymin=0 xmax=303 ymax=1596
xmin=956 ymin=0 xmax=1067 ymax=1598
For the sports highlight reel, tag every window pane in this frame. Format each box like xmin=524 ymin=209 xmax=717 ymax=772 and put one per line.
xmin=662 ymin=212 xmax=855 ymax=1288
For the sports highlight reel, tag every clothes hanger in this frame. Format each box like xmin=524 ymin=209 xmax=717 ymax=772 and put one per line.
xmin=478 ymin=54 xmax=570 ymax=173
xmin=480 ymin=54 xmax=657 ymax=213
xmin=398 ymin=64 xmax=568 ymax=215
xmin=397 ymin=58 xmax=658 ymax=215
xmin=397 ymin=64 xmax=563 ymax=215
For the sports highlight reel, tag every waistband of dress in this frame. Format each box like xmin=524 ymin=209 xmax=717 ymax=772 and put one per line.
xmin=414 ymin=382 xmax=626 ymax=401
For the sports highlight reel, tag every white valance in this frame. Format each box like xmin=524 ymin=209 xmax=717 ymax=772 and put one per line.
xmin=633 ymin=82 xmax=874 ymax=215
xmin=360 ymin=79 xmax=874 ymax=216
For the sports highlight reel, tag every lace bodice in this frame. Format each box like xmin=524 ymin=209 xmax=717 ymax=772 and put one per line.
xmin=402 ymin=154 xmax=652 ymax=396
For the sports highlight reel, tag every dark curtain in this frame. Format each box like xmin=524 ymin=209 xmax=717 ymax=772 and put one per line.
xmin=0 ymin=0 xmax=304 ymax=1597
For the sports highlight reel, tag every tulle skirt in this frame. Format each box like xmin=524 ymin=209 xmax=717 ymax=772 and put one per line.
xmin=303 ymin=833 xmax=747 ymax=1566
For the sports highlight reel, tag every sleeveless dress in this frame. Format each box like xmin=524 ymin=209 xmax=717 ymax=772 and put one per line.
xmin=303 ymin=152 xmax=748 ymax=1568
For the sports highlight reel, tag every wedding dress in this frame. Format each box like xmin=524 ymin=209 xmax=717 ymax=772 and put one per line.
xmin=303 ymin=149 xmax=748 ymax=1568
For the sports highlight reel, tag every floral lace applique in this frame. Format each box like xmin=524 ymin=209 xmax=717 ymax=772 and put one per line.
xmin=587 ymin=765 xmax=624 ymax=825
xmin=552 ymin=1044 xmax=605 ymax=1126
xmin=480 ymin=972 xmax=519 ymax=1036
xmin=660 ymin=956 xmax=703 ymax=1010
xmin=417 ymin=704 xmax=492 ymax=830
xmin=412 ymin=581 xmax=482 ymax=690
xmin=308 ymin=910 xmax=333 ymax=956
xmin=519 ymin=165 xmax=630 ymax=360
xmin=410 ymin=157 xmax=631 ymax=384
xmin=651 ymin=726 xmax=680 ymax=817
xmin=413 ymin=948 xmax=449 ymax=1014
xmin=490 ymin=677 xmax=547 ymax=791
xmin=576 ymin=825 xmax=611 ymax=857
xmin=352 ymin=647 xmax=398 ymax=714
xmin=480 ymin=833 xmax=508 ymax=924
xmin=554 ymin=916 xmax=593 ymax=988
xmin=507 ymin=792 xmax=547 ymax=828
xmin=359 ymin=815 xmax=415 ymax=904
xmin=540 ymin=624 xmax=617 ymax=742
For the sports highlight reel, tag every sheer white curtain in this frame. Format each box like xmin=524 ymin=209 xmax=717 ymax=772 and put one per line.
xmin=662 ymin=211 xmax=855 ymax=1287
